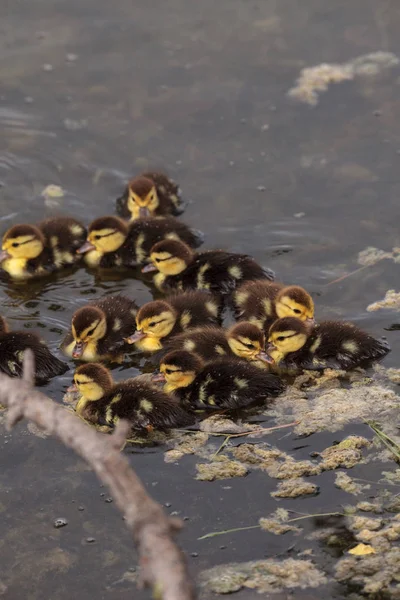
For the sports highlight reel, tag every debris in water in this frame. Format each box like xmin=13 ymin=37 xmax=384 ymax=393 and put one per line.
xmin=368 ymin=289 xmax=400 ymax=312
xmin=54 ymin=518 xmax=68 ymax=528
xmin=319 ymin=436 xmax=371 ymax=470
xmin=348 ymin=543 xmax=376 ymax=556
xmin=271 ymin=478 xmax=318 ymax=498
xmin=164 ymin=432 xmax=208 ymax=463
xmin=41 ymin=184 xmax=65 ymax=199
xmin=231 ymin=443 xmax=284 ymax=466
xmin=288 ymin=52 xmax=399 ymax=106
xmin=259 ymin=517 xmax=301 ymax=535
xmin=200 ymin=558 xmax=327 ymax=594
xmin=196 ymin=457 xmax=248 ymax=481
xmin=357 ymin=247 xmax=395 ymax=266
xmin=335 ymin=472 xmax=368 ymax=495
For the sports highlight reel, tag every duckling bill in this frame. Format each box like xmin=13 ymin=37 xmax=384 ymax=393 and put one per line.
xmin=157 ymin=350 xmax=284 ymax=410
xmin=70 ymin=363 xmax=194 ymax=431
xmin=0 ymin=316 xmax=68 ymax=383
xmin=61 ymin=295 xmax=138 ymax=362
xmin=116 ymin=172 xmax=186 ymax=220
xmin=0 ymin=217 xmax=86 ymax=279
xmin=76 ymin=216 xmax=203 ymax=269
xmin=266 ymin=317 xmax=390 ymax=372
xmin=142 ymin=239 xmax=274 ymax=294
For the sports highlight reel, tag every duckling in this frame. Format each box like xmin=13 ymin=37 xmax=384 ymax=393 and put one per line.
xmin=125 ymin=291 xmax=223 ymax=352
xmin=142 ymin=239 xmax=274 ymax=294
xmin=76 ymin=216 xmax=203 ymax=269
xmin=69 ymin=363 xmax=194 ymax=431
xmin=0 ymin=217 xmax=87 ymax=279
xmin=116 ymin=172 xmax=185 ymax=220
xmin=0 ymin=316 xmax=68 ymax=382
xmin=61 ymin=295 xmax=138 ymax=362
xmin=265 ymin=317 xmax=391 ymax=372
xmin=234 ymin=280 xmax=315 ymax=331
xmin=155 ymin=350 xmax=284 ymax=410
xmin=163 ymin=322 xmax=271 ymax=367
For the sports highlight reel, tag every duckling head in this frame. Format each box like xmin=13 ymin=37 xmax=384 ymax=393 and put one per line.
xmin=77 ymin=216 xmax=129 ymax=256
xmin=71 ymin=306 xmax=107 ymax=358
xmin=275 ymin=286 xmax=314 ymax=324
xmin=69 ymin=363 xmax=113 ymax=404
xmin=227 ymin=322 xmax=273 ymax=364
xmin=125 ymin=300 xmax=177 ymax=351
xmin=0 ymin=316 xmax=9 ymax=334
xmin=156 ymin=350 xmax=204 ymax=393
xmin=142 ymin=239 xmax=193 ymax=275
xmin=126 ymin=176 xmax=158 ymax=219
xmin=0 ymin=224 xmax=45 ymax=263
xmin=266 ymin=317 xmax=309 ymax=364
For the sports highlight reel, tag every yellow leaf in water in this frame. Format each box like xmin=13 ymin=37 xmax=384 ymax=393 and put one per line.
xmin=41 ymin=184 xmax=64 ymax=198
xmin=348 ymin=543 xmax=376 ymax=556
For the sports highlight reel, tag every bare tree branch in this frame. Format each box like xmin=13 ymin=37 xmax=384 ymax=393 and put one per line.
xmin=0 ymin=351 xmax=196 ymax=600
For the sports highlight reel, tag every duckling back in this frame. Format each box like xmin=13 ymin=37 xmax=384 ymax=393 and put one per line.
xmin=168 ymin=250 xmax=274 ymax=295
xmin=0 ymin=330 xmax=68 ymax=382
xmin=163 ymin=326 xmax=233 ymax=361
xmin=167 ymin=291 xmax=224 ymax=329
xmin=100 ymin=378 xmax=195 ymax=430
xmin=39 ymin=217 xmax=87 ymax=271
xmin=179 ymin=359 xmax=285 ymax=410
xmin=233 ymin=280 xmax=283 ymax=328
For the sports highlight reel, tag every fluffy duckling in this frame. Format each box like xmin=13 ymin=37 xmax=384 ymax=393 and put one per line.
xmin=61 ymin=295 xmax=138 ymax=362
xmin=77 ymin=216 xmax=203 ymax=269
xmin=266 ymin=317 xmax=391 ymax=372
xmin=125 ymin=291 xmax=223 ymax=352
xmin=163 ymin=322 xmax=272 ymax=367
xmin=0 ymin=316 xmax=68 ymax=382
xmin=70 ymin=363 xmax=194 ymax=431
xmin=234 ymin=280 xmax=315 ymax=331
xmin=155 ymin=350 xmax=284 ymax=410
xmin=142 ymin=239 xmax=274 ymax=294
xmin=0 ymin=217 xmax=86 ymax=279
xmin=116 ymin=172 xmax=185 ymax=220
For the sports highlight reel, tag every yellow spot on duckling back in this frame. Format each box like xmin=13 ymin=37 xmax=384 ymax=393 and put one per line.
xmin=113 ymin=318 xmax=121 ymax=332
xmin=205 ymin=300 xmax=219 ymax=317
xmin=70 ymin=224 xmax=84 ymax=236
xmin=159 ymin=185 xmax=166 ymax=193
xmin=165 ymin=232 xmax=180 ymax=241
xmin=197 ymin=263 xmax=210 ymax=289
xmin=154 ymin=272 xmax=167 ymax=291
xmin=207 ymin=396 xmax=216 ymax=406
xmin=228 ymin=265 xmax=242 ymax=280
xmin=130 ymin=308 xmax=137 ymax=317
xmin=309 ymin=336 xmax=322 ymax=353
xmin=105 ymin=393 xmax=122 ymax=423
xmin=235 ymin=290 xmax=249 ymax=306
xmin=135 ymin=233 xmax=146 ymax=264
xmin=115 ymin=256 xmax=123 ymax=267
xmin=234 ymin=377 xmax=248 ymax=389
xmin=50 ymin=235 xmax=59 ymax=248
xmin=342 ymin=340 xmax=359 ymax=354
xmin=262 ymin=298 xmax=272 ymax=315
xmin=184 ymin=339 xmax=196 ymax=351
xmin=180 ymin=310 xmax=192 ymax=329
xmin=140 ymin=399 xmax=153 ymax=413
xmin=215 ymin=345 xmax=226 ymax=355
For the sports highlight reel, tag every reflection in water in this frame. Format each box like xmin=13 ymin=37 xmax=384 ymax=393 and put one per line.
xmin=1 ymin=0 xmax=400 ymax=597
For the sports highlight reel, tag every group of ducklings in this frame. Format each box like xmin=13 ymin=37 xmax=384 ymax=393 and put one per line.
xmin=0 ymin=171 xmax=391 ymax=434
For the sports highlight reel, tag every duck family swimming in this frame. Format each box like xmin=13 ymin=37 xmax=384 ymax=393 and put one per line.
xmin=0 ymin=168 xmax=391 ymax=434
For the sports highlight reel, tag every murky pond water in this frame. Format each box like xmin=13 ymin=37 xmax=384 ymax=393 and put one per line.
xmin=1 ymin=0 xmax=400 ymax=598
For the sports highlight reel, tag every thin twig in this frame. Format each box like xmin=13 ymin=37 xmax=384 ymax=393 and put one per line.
xmin=210 ymin=422 xmax=299 ymax=459
xmin=324 ymin=264 xmax=371 ymax=287
xmin=0 ymin=351 xmax=196 ymax=600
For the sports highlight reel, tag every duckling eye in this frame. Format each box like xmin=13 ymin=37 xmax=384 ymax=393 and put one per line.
xmin=12 ymin=242 xmax=19 ymax=248
xmin=86 ymin=327 xmax=96 ymax=336
xmin=148 ymin=322 xmax=157 ymax=328
xmin=277 ymin=336 xmax=285 ymax=342
xmin=243 ymin=342 xmax=255 ymax=349
xmin=165 ymin=368 xmax=173 ymax=375
xmin=293 ymin=308 xmax=301 ymax=315
xmin=94 ymin=235 xmax=101 ymax=240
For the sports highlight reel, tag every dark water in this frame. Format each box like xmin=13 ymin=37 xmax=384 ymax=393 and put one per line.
xmin=1 ymin=0 xmax=400 ymax=598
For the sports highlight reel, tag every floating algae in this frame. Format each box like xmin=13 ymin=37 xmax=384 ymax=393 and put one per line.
xmin=267 ymin=458 xmax=321 ymax=480
xmin=164 ymin=432 xmax=209 ymax=463
xmin=357 ymin=247 xmax=396 ymax=267
xmin=259 ymin=517 xmax=301 ymax=535
xmin=319 ymin=436 xmax=371 ymax=470
xmin=196 ymin=456 xmax=248 ymax=481
xmin=200 ymin=558 xmax=327 ymax=595
xmin=368 ymin=289 xmax=400 ymax=312
xmin=271 ymin=478 xmax=318 ymax=498
xmin=335 ymin=472 xmax=368 ymax=495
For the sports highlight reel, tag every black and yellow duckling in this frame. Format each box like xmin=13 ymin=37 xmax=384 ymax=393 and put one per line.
xmin=142 ymin=239 xmax=274 ymax=294
xmin=76 ymin=215 xmax=203 ymax=269
xmin=125 ymin=291 xmax=223 ymax=352
xmin=0 ymin=217 xmax=86 ymax=279
xmin=234 ymin=280 xmax=315 ymax=331
xmin=61 ymin=295 xmax=138 ymax=362
xmin=163 ymin=322 xmax=271 ymax=367
xmin=0 ymin=315 xmax=68 ymax=382
xmin=154 ymin=350 xmax=284 ymax=410
xmin=69 ymin=363 xmax=194 ymax=431
xmin=116 ymin=172 xmax=185 ymax=220
xmin=265 ymin=317 xmax=391 ymax=372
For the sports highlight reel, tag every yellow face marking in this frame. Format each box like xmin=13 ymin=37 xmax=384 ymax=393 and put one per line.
xmin=268 ymin=329 xmax=308 ymax=363
xmin=74 ymin=375 xmax=106 ymax=401
xmin=228 ymin=336 xmax=261 ymax=360
xmin=87 ymin=228 xmax=126 ymax=254
xmin=275 ymin=295 xmax=314 ymax=321
xmin=150 ymin=252 xmax=187 ymax=276
xmin=160 ymin=364 xmax=196 ymax=392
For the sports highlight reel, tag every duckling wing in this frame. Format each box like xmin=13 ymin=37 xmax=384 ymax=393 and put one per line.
xmin=91 ymin=295 xmax=138 ymax=354
xmin=0 ymin=332 xmax=68 ymax=382
xmin=115 ymin=188 xmax=131 ymax=219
